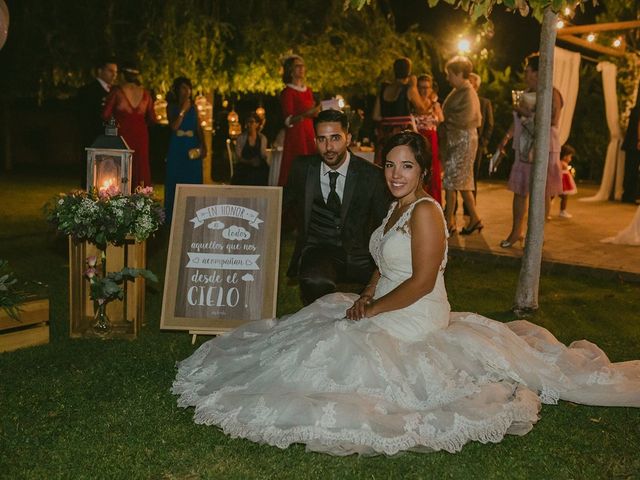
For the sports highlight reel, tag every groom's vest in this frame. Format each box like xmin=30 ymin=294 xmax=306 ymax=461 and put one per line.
xmin=306 ymin=183 xmax=342 ymax=247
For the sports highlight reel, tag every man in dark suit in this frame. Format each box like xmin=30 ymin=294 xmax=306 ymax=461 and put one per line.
xmin=76 ymin=57 xmax=118 ymax=188
xmin=284 ymin=109 xmax=390 ymax=305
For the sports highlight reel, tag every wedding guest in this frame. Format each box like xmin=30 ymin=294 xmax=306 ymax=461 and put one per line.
xmin=77 ymin=57 xmax=118 ymax=188
xmin=497 ymin=53 xmax=563 ymax=248
xmin=469 ymin=72 xmax=494 ymax=200
xmin=440 ymin=56 xmax=482 ymax=234
xmin=414 ymin=74 xmax=444 ymax=204
xmin=232 ymin=112 xmax=269 ymax=186
xmin=557 ymin=143 xmax=577 ymax=218
xmin=164 ymin=77 xmax=206 ymax=224
xmin=102 ymin=62 xmax=156 ymax=188
xmin=372 ymin=57 xmax=430 ymax=165
xmin=622 ymin=83 xmax=640 ymax=204
xmin=174 ymin=130 xmax=640 ymax=457
xmin=284 ymin=109 xmax=390 ymax=305
xmin=278 ymin=54 xmax=320 ymax=186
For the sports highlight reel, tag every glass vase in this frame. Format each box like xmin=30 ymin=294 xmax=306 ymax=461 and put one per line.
xmin=93 ymin=302 xmax=111 ymax=335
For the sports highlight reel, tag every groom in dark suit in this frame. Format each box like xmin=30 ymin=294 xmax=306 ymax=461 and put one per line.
xmin=284 ymin=109 xmax=391 ymax=305
xmin=76 ymin=57 xmax=118 ymax=188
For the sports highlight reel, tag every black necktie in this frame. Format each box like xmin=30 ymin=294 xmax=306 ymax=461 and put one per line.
xmin=327 ymin=171 xmax=341 ymax=214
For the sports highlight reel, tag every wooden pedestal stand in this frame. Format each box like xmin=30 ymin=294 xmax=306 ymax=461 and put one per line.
xmin=69 ymin=238 xmax=146 ymax=339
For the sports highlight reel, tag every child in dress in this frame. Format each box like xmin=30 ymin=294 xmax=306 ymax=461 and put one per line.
xmin=559 ymin=144 xmax=577 ymax=218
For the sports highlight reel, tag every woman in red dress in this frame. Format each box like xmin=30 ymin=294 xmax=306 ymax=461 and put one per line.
xmin=415 ymin=74 xmax=445 ymax=205
xmin=102 ymin=63 xmax=156 ymax=188
xmin=278 ymin=55 xmax=320 ymax=186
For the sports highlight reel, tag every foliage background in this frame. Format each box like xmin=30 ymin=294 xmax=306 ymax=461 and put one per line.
xmin=0 ymin=0 xmax=639 ymax=182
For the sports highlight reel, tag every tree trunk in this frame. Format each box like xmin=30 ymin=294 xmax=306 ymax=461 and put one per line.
xmin=513 ymin=7 xmax=557 ymax=314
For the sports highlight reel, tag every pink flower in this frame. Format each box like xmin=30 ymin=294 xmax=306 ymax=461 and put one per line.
xmin=86 ymin=255 xmax=97 ymax=267
xmin=98 ymin=184 xmax=121 ymax=199
xmin=85 ymin=267 xmax=97 ymax=279
xmin=136 ymin=185 xmax=154 ymax=196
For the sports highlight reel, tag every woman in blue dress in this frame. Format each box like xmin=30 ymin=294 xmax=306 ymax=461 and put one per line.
xmin=164 ymin=77 xmax=206 ymax=223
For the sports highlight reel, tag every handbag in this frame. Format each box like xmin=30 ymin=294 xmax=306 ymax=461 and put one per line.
xmin=188 ymin=147 xmax=201 ymax=160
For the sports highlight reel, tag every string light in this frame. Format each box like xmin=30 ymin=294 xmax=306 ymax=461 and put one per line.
xmin=556 ymin=20 xmax=565 ymax=29
xmin=457 ymin=37 xmax=471 ymax=54
xmin=586 ymin=33 xmax=596 ymax=43
xmin=563 ymin=7 xmax=572 ymax=16
xmin=612 ymin=37 xmax=622 ymax=48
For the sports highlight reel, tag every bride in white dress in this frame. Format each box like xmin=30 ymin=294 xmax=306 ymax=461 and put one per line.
xmin=173 ymin=132 xmax=640 ymax=456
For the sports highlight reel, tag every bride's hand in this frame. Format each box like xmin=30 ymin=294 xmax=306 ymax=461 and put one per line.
xmin=346 ymin=295 xmax=373 ymax=321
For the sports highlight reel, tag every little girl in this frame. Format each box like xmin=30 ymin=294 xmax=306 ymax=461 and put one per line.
xmin=559 ymin=144 xmax=577 ymax=218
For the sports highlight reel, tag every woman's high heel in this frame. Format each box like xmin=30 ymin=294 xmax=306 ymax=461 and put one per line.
xmin=500 ymin=236 xmax=524 ymax=248
xmin=447 ymin=224 xmax=458 ymax=235
xmin=460 ymin=220 xmax=483 ymax=235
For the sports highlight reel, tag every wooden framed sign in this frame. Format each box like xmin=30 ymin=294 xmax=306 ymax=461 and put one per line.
xmin=161 ymin=185 xmax=282 ymax=334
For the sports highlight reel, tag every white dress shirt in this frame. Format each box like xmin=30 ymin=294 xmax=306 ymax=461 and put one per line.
xmin=97 ymin=77 xmax=111 ymax=93
xmin=320 ymin=152 xmax=351 ymax=203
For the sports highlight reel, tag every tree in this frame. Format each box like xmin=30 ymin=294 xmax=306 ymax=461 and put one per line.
xmin=349 ymin=0 xmax=591 ymax=313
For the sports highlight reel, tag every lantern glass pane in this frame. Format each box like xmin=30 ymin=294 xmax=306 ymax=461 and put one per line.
xmin=95 ymin=154 xmax=122 ymax=193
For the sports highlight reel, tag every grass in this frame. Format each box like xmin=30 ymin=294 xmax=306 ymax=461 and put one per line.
xmin=1 ymin=169 xmax=639 ymax=479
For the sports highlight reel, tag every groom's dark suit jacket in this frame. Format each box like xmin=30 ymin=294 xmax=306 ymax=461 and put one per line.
xmin=77 ymin=79 xmax=110 ymax=147
xmin=284 ymin=152 xmax=391 ymax=278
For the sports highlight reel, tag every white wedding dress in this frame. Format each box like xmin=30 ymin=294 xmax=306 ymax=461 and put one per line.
xmin=173 ymin=197 xmax=640 ymax=456
xmin=601 ymin=205 xmax=640 ymax=245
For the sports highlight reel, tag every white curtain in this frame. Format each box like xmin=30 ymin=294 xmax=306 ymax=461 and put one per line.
xmin=581 ymin=62 xmax=625 ymax=202
xmin=553 ymin=47 xmax=581 ymax=144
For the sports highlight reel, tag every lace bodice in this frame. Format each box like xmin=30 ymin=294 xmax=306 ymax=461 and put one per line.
xmin=370 ymin=196 xmax=448 ymax=284
xmin=366 ymin=196 xmax=451 ymax=340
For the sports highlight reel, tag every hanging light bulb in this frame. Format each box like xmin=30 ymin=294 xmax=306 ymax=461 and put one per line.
xmin=457 ymin=37 xmax=471 ymax=54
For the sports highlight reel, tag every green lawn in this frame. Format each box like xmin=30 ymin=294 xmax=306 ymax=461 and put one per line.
xmin=1 ymin=170 xmax=639 ymax=480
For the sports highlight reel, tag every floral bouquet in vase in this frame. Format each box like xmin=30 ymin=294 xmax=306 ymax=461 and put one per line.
xmin=46 ymin=186 xmax=164 ymax=335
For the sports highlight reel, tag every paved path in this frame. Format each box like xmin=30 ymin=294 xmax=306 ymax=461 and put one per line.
xmin=447 ymin=181 xmax=640 ymax=281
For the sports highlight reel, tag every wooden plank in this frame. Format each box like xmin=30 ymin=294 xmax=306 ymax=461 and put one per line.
xmin=556 ymin=35 xmax=626 ymax=57
xmin=0 ymin=324 xmax=49 ymax=352
xmin=557 ymin=20 xmax=640 ymax=36
xmin=0 ymin=299 xmax=49 ymax=331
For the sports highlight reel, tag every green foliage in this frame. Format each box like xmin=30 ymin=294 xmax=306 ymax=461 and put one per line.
xmin=0 ymin=260 xmax=27 ymax=321
xmin=2 ymin=0 xmax=438 ymax=99
xmin=478 ymin=65 xmax=515 ymax=155
xmin=88 ymin=265 xmax=158 ymax=305
xmin=137 ymin=2 xmax=233 ymax=95
xmin=566 ymin=64 xmax=608 ymax=181
xmin=348 ymin=0 xmax=595 ymax=22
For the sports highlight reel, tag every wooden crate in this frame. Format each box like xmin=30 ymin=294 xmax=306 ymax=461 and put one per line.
xmin=69 ymin=238 xmax=146 ymax=339
xmin=0 ymin=298 xmax=50 ymax=352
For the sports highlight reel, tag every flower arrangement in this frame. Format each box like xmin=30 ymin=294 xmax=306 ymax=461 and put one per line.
xmin=45 ymin=186 xmax=164 ymax=334
xmin=45 ymin=185 xmax=165 ymax=251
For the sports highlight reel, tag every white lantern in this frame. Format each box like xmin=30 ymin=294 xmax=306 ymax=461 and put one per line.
xmin=86 ymin=118 xmax=134 ymax=195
